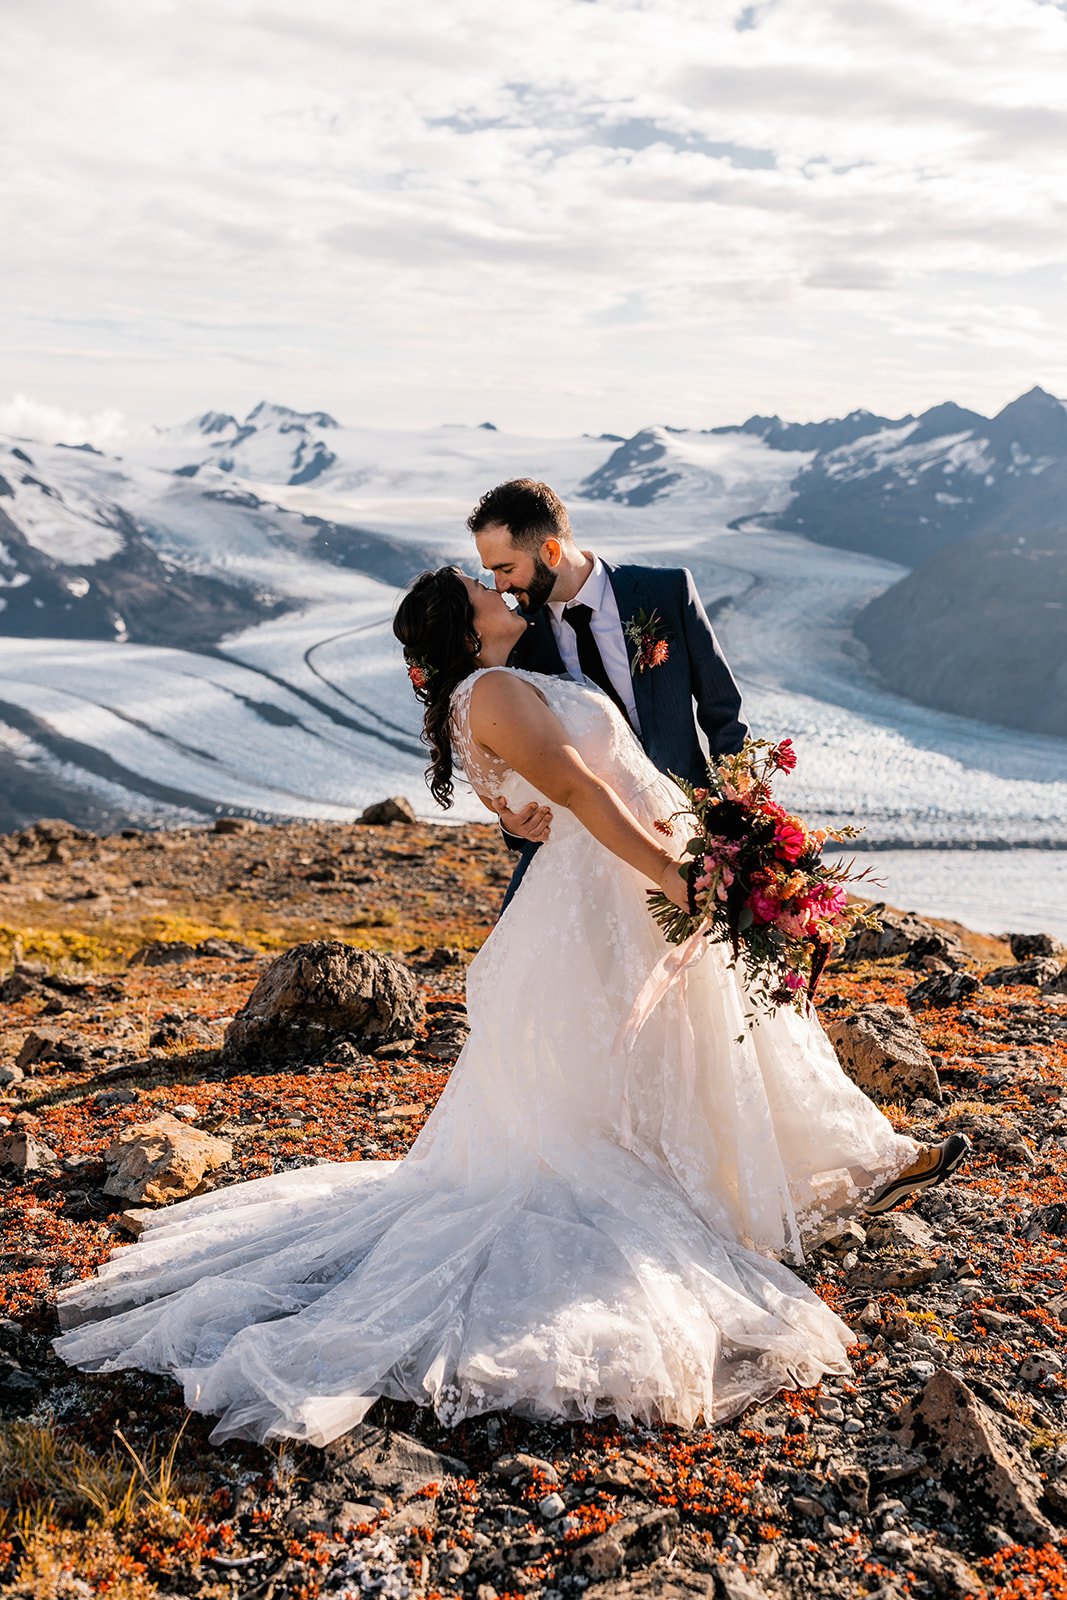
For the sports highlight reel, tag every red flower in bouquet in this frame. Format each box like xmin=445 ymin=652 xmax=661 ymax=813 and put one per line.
xmin=760 ymin=799 xmax=808 ymax=864
xmin=772 ymin=738 xmax=797 ymax=773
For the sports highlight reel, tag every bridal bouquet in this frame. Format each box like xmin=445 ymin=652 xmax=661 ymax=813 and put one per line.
xmin=648 ymin=737 xmax=878 ymax=1014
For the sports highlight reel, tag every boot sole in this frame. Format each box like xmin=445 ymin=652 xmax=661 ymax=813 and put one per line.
xmin=863 ymin=1133 xmax=971 ymax=1217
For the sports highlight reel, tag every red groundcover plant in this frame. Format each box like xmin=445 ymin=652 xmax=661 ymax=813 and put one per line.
xmin=649 ymin=737 xmax=879 ymax=1015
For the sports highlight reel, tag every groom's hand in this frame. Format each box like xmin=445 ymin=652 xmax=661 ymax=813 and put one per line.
xmin=492 ymin=796 xmax=552 ymax=843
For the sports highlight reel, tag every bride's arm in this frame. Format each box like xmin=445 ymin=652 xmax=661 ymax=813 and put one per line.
xmin=467 ymin=673 xmax=686 ymax=907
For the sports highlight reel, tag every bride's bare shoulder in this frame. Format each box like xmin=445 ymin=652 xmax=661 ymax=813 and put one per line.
xmin=468 ymin=668 xmax=550 ymax=710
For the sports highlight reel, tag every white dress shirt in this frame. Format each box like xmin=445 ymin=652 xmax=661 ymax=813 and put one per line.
xmin=547 ymin=554 xmax=642 ymax=735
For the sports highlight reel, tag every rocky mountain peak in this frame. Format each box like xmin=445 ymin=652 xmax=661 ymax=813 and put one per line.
xmin=244 ymin=401 xmax=339 ymax=431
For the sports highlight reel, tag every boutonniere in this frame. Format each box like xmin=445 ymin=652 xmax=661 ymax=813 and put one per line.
xmin=622 ymin=608 xmax=671 ymax=673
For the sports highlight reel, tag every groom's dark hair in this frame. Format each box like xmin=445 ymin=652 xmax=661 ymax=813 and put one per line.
xmin=467 ymin=479 xmax=572 ymax=549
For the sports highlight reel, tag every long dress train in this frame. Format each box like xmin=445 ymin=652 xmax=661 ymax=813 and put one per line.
xmin=53 ymin=668 xmax=919 ymax=1446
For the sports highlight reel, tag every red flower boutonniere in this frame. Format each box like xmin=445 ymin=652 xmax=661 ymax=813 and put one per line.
xmin=622 ymin=608 xmax=671 ymax=673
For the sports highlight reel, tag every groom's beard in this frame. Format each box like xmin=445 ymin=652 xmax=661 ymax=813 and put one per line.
xmin=516 ymin=556 xmax=558 ymax=615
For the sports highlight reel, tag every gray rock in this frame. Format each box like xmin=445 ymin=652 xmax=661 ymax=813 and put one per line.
xmin=15 ymin=1028 xmax=91 ymax=1073
xmin=323 ymin=1425 xmax=468 ymax=1497
xmin=824 ymin=1004 xmax=941 ymax=1104
xmin=1009 ymin=932 xmax=1062 ymax=960
xmin=359 ymin=796 xmax=417 ymax=825
xmin=982 ymin=957 xmax=1061 ymax=989
xmin=570 ymin=1507 xmax=678 ymax=1581
xmin=128 ymin=940 xmax=198 ymax=967
xmin=222 ymin=941 xmax=424 ymax=1069
xmin=102 ymin=1113 xmax=232 ymax=1205
xmin=907 ymin=971 xmax=981 ymax=1011
xmin=841 ymin=905 xmax=964 ymax=965
xmin=0 ymin=1130 xmax=58 ymax=1171
xmin=886 ymin=1367 xmax=1056 ymax=1545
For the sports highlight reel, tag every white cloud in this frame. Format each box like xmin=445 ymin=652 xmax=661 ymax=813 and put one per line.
xmin=1 ymin=0 xmax=1066 ymax=434
xmin=0 ymin=394 xmax=141 ymax=451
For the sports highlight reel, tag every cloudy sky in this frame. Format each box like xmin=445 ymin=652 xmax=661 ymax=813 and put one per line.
xmin=3 ymin=0 xmax=1066 ymax=442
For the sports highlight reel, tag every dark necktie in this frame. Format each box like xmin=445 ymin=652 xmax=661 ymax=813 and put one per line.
xmin=562 ymin=604 xmax=631 ymax=723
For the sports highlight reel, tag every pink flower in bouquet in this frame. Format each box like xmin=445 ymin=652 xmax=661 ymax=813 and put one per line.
xmin=747 ymin=886 xmax=781 ymax=924
xmin=776 ymin=909 xmax=809 ymax=938
xmin=800 ymin=883 xmax=848 ymax=930
xmin=784 ymin=970 xmax=806 ymax=991
xmin=773 ymin=738 xmax=798 ymax=773
xmin=693 ymin=870 xmax=714 ymax=894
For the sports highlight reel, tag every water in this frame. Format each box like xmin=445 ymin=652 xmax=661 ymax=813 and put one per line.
xmin=828 ymin=848 xmax=1067 ymax=941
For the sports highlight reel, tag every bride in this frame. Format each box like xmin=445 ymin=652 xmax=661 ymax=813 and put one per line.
xmin=52 ymin=567 xmax=966 ymax=1447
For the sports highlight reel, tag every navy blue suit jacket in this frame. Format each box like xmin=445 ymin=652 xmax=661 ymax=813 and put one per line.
xmin=509 ymin=560 xmax=747 ymax=786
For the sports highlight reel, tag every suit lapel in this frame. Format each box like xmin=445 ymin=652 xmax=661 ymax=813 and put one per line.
xmin=605 ymin=563 xmax=655 ymax=745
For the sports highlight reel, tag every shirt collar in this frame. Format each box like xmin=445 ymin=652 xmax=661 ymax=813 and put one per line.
xmin=549 ymin=553 xmax=607 ymax=620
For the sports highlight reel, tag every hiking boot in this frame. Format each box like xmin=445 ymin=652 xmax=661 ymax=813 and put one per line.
xmin=863 ymin=1133 xmax=971 ymax=1217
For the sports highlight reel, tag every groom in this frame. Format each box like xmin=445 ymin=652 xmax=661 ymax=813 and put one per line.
xmin=469 ymin=477 xmax=748 ymax=905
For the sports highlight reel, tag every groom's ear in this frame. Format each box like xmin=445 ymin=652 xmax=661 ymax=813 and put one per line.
xmin=542 ymin=538 xmax=562 ymax=568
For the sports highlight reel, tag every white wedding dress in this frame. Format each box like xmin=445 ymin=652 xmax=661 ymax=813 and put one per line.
xmin=54 ymin=668 xmax=920 ymax=1446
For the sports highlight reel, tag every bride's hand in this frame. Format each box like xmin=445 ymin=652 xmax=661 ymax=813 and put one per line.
xmin=657 ymin=857 xmax=691 ymax=912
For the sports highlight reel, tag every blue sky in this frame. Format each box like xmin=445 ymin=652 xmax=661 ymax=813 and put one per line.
xmin=2 ymin=0 xmax=1066 ymax=443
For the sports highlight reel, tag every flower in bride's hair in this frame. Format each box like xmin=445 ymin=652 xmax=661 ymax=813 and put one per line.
xmin=406 ymin=655 xmax=435 ymax=692
xmin=653 ymin=817 xmax=675 ymax=837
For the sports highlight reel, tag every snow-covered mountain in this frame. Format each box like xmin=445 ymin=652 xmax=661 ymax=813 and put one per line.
xmin=1 ymin=394 xmax=1066 ymax=917
xmin=0 ymin=431 xmax=440 ymax=646
xmin=763 ymin=387 xmax=1067 ymax=566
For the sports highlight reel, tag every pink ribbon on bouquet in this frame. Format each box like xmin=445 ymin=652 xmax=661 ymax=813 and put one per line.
xmin=612 ymin=925 xmax=709 ymax=1060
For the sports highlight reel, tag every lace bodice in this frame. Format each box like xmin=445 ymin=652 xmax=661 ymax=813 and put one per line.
xmin=450 ymin=667 xmax=673 ymax=832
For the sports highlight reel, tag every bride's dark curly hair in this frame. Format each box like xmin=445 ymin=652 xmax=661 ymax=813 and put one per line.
xmin=393 ymin=567 xmax=481 ymax=808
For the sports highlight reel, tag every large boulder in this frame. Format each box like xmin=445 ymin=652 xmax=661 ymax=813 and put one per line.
xmin=103 ymin=1113 xmax=232 ymax=1205
xmin=824 ymin=1003 xmax=941 ymax=1104
xmin=885 ymin=1368 xmax=1056 ymax=1547
xmin=221 ymin=941 xmax=424 ymax=1070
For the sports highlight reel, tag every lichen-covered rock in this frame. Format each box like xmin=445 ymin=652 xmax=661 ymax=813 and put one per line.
xmin=907 ymin=970 xmax=981 ymax=1010
xmin=103 ymin=1113 xmax=232 ymax=1205
xmin=221 ymin=941 xmax=424 ymax=1069
xmin=885 ymin=1368 xmax=1055 ymax=1546
xmin=982 ymin=956 xmax=1062 ymax=989
xmin=0 ymin=1130 xmax=58 ymax=1172
xmin=824 ymin=1004 xmax=941 ymax=1104
xmin=841 ymin=905 xmax=966 ymax=967
xmin=15 ymin=1029 xmax=91 ymax=1074
xmin=1041 ymin=964 xmax=1067 ymax=997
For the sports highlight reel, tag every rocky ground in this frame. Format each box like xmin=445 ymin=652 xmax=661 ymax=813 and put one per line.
xmin=1 ymin=816 xmax=1067 ymax=1600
